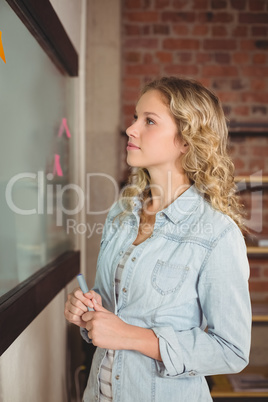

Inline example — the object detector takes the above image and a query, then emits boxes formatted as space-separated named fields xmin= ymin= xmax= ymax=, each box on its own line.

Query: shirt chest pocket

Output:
xmin=151 ymin=260 xmax=190 ymax=296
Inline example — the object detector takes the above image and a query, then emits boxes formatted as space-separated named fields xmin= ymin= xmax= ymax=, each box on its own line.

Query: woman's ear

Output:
xmin=181 ymin=142 xmax=189 ymax=153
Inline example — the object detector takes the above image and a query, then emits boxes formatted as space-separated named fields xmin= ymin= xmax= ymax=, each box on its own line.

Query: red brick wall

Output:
xmin=121 ymin=0 xmax=268 ymax=301
xmin=122 ymin=0 xmax=268 ymax=128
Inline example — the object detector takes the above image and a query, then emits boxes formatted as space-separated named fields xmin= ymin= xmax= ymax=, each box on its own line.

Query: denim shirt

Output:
xmin=82 ymin=185 xmax=251 ymax=402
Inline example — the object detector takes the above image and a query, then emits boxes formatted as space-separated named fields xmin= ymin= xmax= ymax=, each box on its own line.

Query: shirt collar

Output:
xmin=161 ymin=184 xmax=201 ymax=224
xmin=132 ymin=184 xmax=202 ymax=224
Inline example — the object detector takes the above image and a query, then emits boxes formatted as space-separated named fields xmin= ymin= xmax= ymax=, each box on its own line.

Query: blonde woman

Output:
xmin=65 ymin=77 xmax=251 ymax=402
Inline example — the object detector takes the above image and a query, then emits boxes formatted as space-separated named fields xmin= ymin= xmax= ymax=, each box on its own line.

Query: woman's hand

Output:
xmin=82 ymin=300 xmax=130 ymax=349
xmin=82 ymin=300 xmax=161 ymax=360
xmin=64 ymin=288 xmax=102 ymax=328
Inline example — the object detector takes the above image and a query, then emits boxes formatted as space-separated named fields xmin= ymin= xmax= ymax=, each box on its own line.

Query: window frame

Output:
xmin=0 ymin=0 xmax=80 ymax=356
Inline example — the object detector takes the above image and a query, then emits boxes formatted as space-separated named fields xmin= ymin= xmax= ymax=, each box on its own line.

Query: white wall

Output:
xmin=85 ymin=0 xmax=121 ymax=289
xmin=0 ymin=2 xmax=83 ymax=402
xmin=0 ymin=292 xmax=69 ymax=402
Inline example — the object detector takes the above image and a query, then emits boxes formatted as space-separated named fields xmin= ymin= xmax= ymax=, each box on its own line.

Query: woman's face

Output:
xmin=126 ymin=90 xmax=187 ymax=172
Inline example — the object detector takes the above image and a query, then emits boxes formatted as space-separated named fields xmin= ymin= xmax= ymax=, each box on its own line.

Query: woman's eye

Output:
xmin=132 ymin=114 xmax=138 ymax=123
xmin=146 ymin=118 xmax=154 ymax=125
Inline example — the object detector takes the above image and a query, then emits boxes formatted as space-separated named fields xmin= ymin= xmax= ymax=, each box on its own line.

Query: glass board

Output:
xmin=0 ymin=0 xmax=76 ymax=296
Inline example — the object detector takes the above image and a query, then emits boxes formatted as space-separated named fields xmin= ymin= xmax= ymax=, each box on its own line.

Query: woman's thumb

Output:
xmin=92 ymin=298 xmax=106 ymax=312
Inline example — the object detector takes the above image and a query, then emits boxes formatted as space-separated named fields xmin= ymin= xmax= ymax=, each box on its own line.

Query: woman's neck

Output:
xmin=145 ymin=169 xmax=191 ymax=214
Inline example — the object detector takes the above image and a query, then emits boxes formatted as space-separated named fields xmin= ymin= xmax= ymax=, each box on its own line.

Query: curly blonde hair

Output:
xmin=120 ymin=76 xmax=246 ymax=232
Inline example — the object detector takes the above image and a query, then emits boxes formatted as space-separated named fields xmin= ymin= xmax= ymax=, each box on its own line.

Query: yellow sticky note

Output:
xmin=0 ymin=31 xmax=6 ymax=63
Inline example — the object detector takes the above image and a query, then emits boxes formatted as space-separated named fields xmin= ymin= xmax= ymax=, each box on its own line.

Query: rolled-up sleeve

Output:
xmin=152 ymin=224 xmax=251 ymax=378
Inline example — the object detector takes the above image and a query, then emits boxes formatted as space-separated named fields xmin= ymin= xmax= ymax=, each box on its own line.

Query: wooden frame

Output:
xmin=0 ymin=251 xmax=80 ymax=356
xmin=229 ymin=131 xmax=268 ymax=137
xmin=235 ymin=175 xmax=268 ymax=257
xmin=5 ymin=0 xmax=78 ymax=76
xmin=247 ymin=248 xmax=268 ymax=259
xmin=228 ymin=124 xmax=268 ymax=137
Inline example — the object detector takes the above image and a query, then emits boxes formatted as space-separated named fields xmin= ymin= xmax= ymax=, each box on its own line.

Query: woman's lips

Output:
xmin=127 ymin=142 xmax=140 ymax=150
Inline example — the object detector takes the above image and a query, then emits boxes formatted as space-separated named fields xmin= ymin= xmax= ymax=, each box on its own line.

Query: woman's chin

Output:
xmin=126 ymin=156 xmax=141 ymax=168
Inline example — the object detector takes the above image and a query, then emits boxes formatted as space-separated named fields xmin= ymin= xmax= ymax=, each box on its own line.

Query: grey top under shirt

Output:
xmin=99 ymin=244 xmax=136 ymax=401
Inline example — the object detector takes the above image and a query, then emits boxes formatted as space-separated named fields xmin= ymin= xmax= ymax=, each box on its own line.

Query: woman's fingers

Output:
xmin=64 ymin=288 xmax=102 ymax=328
xmin=84 ymin=290 xmax=102 ymax=306
xmin=64 ymin=308 xmax=87 ymax=328
xmin=68 ymin=301 xmax=87 ymax=315
xmin=64 ymin=288 xmax=90 ymax=327
xmin=70 ymin=287 xmax=95 ymax=309
xmin=68 ymin=294 xmax=87 ymax=311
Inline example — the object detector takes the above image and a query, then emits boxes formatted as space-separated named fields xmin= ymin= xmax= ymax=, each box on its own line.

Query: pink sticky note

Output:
xmin=53 ymin=154 xmax=63 ymax=176
xmin=58 ymin=117 xmax=71 ymax=138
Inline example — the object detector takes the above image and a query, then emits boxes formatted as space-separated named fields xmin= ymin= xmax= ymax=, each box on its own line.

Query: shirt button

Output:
xmin=115 ymin=375 xmax=120 ymax=380
xmin=189 ymin=371 xmax=196 ymax=376
xmin=160 ymin=212 xmax=164 ymax=217
xmin=131 ymin=257 xmax=136 ymax=262
xmin=122 ymin=287 xmax=127 ymax=293
xmin=119 ymin=251 xmax=123 ymax=256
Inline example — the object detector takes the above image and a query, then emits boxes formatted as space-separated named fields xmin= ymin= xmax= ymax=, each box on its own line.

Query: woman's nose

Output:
xmin=126 ymin=121 xmax=138 ymax=138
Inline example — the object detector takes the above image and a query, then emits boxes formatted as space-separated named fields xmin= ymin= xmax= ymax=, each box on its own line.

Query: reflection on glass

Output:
xmin=0 ymin=0 xmax=75 ymax=296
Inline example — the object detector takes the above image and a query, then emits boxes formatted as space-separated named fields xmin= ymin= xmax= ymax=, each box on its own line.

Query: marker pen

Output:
xmin=77 ymin=273 xmax=94 ymax=311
